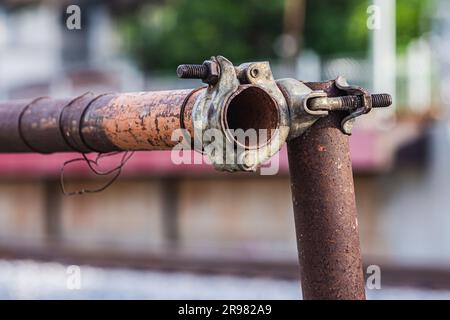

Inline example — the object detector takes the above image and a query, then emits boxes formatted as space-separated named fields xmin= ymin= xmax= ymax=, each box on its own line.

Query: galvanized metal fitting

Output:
xmin=177 ymin=57 xmax=392 ymax=172
xmin=276 ymin=79 xmax=328 ymax=140
xmin=185 ymin=56 xmax=290 ymax=172
xmin=279 ymin=76 xmax=392 ymax=136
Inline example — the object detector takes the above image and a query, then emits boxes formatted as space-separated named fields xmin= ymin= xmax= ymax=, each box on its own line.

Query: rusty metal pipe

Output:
xmin=0 ymin=54 xmax=386 ymax=300
xmin=287 ymin=81 xmax=366 ymax=300
xmin=0 ymin=88 xmax=205 ymax=153
xmin=0 ymin=84 xmax=283 ymax=154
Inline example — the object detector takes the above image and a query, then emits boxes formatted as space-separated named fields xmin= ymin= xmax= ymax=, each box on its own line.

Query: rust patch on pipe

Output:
xmin=60 ymin=92 xmax=97 ymax=153
xmin=79 ymin=94 xmax=118 ymax=153
xmin=21 ymin=97 xmax=75 ymax=153
xmin=0 ymin=100 xmax=36 ymax=152
xmin=92 ymin=89 xmax=204 ymax=150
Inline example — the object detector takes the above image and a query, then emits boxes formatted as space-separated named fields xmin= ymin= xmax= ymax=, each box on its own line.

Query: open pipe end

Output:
xmin=223 ymin=86 xmax=280 ymax=148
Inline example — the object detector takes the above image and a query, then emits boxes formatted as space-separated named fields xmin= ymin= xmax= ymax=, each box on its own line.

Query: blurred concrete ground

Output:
xmin=1 ymin=259 xmax=450 ymax=300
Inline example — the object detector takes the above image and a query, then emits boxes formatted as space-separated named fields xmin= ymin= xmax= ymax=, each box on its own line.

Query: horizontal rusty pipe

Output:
xmin=0 ymin=84 xmax=285 ymax=154
xmin=0 ymin=89 xmax=206 ymax=153
xmin=0 ymin=85 xmax=284 ymax=154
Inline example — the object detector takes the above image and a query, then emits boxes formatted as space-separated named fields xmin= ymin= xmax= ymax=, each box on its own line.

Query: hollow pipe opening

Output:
xmin=223 ymin=86 xmax=279 ymax=149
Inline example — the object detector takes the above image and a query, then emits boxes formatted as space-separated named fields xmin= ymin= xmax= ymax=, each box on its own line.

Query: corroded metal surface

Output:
xmin=21 ymin=97 xmax=75 ymax=153
xmin=60 ymin=92 xmax=97 ymax=153
xmin=84 ymin=89 xmax=200 ymax=151
xmin=0 ymin=88 xmax=203 ymax=153
xmin=0 ymin=99 xmax=35 ymax=152
xmin=181 ymin=87 xmax=205 ymax=141
xmin=287 ymin=80 xmax=366 ymax=300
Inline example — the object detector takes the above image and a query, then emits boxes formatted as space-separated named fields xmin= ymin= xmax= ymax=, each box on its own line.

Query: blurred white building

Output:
xmin=0 ymin=1 xmax=143 ymax=99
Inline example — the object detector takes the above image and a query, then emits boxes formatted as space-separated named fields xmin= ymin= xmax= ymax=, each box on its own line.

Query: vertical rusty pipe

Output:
xmin=287 ymin=82 xmax=366 ymax=300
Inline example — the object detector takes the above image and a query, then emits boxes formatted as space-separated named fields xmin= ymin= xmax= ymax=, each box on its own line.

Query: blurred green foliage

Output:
xmin=119 ymin=0 xmax=284 ymax=74
xmin=119 ymin=0 xmax=435 ymax=73
xmin=304 ymin=0 xmax=369 ymax=56
xmin=305 ymin=0 xmax=434 ymax=56
xmin=396 ymin=0 xmax=434 ymax=52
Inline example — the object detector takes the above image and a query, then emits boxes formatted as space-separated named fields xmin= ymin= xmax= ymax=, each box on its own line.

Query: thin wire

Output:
xmin=60 ymin=151 xmax=135 ymax=196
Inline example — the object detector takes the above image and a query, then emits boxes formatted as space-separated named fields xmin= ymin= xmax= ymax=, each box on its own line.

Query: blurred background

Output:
xmin=0 ymin=0 xmax=449 ymax=299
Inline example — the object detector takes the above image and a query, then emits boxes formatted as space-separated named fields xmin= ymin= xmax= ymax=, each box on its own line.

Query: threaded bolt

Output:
xmin=176 ymin=64 xmax=209 ymax=79
xmin=370 ymin=93 xmax=392 ymax=108
xmin=309 ymin=93 xmax=392 ymax=111
xmin=177 ymin=61 xmax=220 ymax=85
xmin=334 ymin=94 xmax=392 ymax=109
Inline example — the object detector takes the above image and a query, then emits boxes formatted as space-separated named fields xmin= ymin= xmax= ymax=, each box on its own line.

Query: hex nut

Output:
xmin=202 ymin=60 xmax=220 ymax=85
